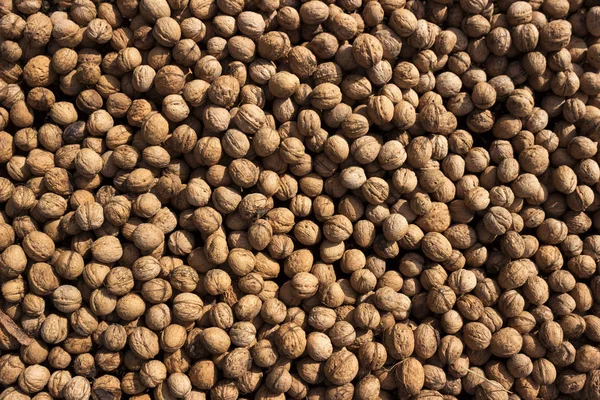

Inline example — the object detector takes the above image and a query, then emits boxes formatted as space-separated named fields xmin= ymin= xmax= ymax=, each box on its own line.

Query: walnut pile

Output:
xmin=0 ymin=0 xmax=600 ymax=399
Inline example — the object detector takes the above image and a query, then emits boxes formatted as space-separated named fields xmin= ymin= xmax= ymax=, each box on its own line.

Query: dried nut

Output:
xmin=0 ymin=1 xmax=595 ymax=399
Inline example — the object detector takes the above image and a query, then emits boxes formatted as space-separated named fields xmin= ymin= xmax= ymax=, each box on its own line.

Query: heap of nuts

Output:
xmin=1 ymin=0 xmax=600 ymax=398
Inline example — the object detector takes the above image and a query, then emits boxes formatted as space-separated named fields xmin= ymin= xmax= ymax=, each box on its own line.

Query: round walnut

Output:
xmin=0 ymin=0 xmax=595 ymax=399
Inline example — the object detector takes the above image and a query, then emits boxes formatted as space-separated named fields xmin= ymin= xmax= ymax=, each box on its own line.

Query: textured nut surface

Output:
xmin=0 ymin=0 xmax=597 ymax=399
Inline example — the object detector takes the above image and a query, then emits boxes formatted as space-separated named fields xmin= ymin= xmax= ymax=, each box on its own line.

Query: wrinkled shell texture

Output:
xmin=0 ymin=0 xmax=600 ymax=399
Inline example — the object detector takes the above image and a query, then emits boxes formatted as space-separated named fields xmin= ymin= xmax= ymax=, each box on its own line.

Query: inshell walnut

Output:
xmin=0 ymin=1 xmax=596 ymax=399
